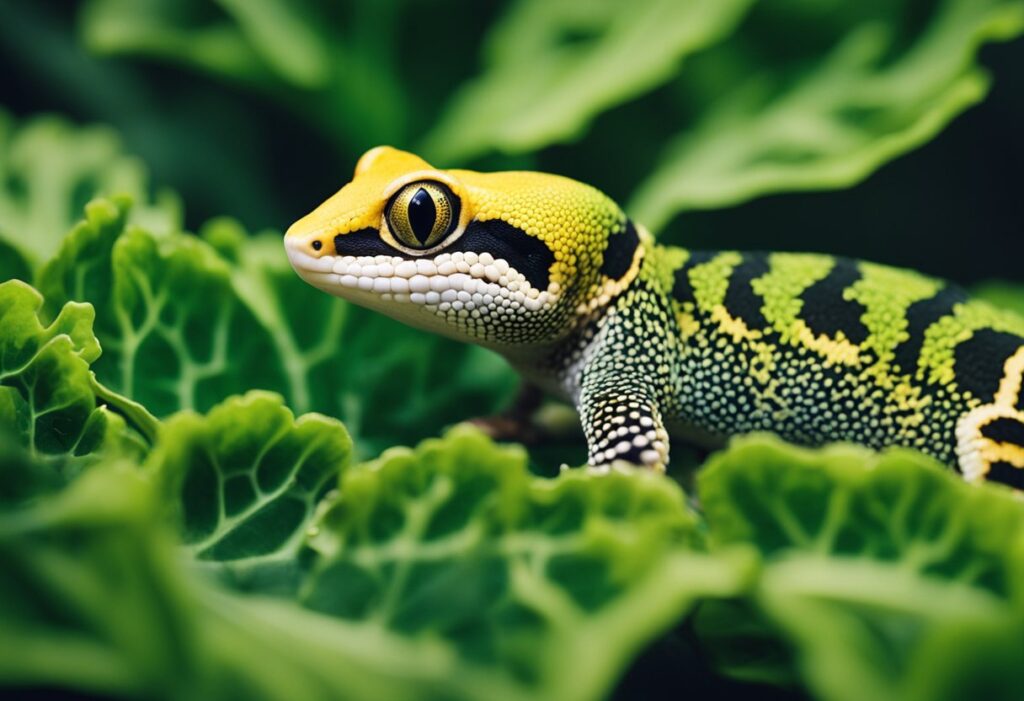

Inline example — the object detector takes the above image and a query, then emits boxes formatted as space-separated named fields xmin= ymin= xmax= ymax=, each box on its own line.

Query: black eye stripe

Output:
xmin=334 ymin=228 xmax=399 ymax=256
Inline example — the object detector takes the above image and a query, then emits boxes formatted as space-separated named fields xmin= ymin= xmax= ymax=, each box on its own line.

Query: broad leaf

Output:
xmin=302 ymin=424 xmax=754 ymax=701
xmin=202 ymin=218 xmax=518 ymax=457
xmin=79 ymin=0 xmax=409 ymax=147
xmin=81 ymin=0 xmax=330 ymax=89
xmin=698 ymin=435 xmax=1024 ymax=701
xmin=39 ymin=200 xmax=516 ymax=456
xmin=148 ymin=391 xmax=351 ymax=594
xmin=0 ymin=109 xmax=180 ymax=268
xmin=421 ymin=0 xmax=754 ymax=162
xmin=630 ymin=0 xmax=1024 ymax=229
xmin=0 ymin=278 xmax=140 ymax=462
xmin=0 ymin=459 xmax=208 ymax=699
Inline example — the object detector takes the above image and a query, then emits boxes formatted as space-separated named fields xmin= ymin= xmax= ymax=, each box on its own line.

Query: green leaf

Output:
xmin=0 ymin=460 xmax=208 ymax=699
xmin=0 ymin=278 xmax=140 ymax=463
xmin=697 ymin=435 xmax=1024 ymax=701
xmin=78 ymin=0 xmax=409 ymax=146
xmin=0 ymin=109 xmax=181 ymax=268
xmin=148 ymin=391 xmax=351 ymax=594
xmin=38 ymin=197 xmax=286 ymax=416
xmin=303 ymin=424 xmax=753 ymax=701
xmin=39 ymin=202 xmax=516 ymax=456
xmin=630 ymin=0 xmax=1024 ymax=229
xmin=81 ymin=0 xmax=330 ymax=88
xmin=421 ymin=0 xmax=754 ymax=162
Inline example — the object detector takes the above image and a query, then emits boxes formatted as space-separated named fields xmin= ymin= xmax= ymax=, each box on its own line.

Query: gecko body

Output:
xmin=285 ymin=147 xmax=1024 ymax=488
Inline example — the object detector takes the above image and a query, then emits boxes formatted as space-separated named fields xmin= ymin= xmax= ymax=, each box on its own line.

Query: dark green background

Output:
xmin=1 ymin=0 xmax=1020 ymax=287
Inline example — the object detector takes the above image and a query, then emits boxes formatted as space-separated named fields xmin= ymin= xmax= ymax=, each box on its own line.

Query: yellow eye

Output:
xmin=385 ymin=181 xmax=459 ymax=249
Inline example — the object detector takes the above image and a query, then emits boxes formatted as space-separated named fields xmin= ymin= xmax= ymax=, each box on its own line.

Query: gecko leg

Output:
xmin=578 ymin=377 xmax=670 ymax=472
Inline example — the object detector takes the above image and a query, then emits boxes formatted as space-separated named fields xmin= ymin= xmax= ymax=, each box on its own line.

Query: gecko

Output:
xmin=285 ymin=146 xmax=1024 ymax=489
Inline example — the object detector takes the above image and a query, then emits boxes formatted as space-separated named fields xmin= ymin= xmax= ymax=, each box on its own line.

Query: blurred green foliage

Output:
xmin=1 ymin=0 xmax=1021 ymax=280
xmin=1 ymin=1 xmax=1024 ymax=700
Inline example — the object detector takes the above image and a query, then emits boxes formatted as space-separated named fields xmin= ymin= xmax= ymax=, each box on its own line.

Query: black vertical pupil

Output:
xmin=407 ymin=188 xmax=437 ymax=244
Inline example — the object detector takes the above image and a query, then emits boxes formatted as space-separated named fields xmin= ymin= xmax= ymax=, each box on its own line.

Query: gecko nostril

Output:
xmin=311 ymin=240 xmax=323 ymax=251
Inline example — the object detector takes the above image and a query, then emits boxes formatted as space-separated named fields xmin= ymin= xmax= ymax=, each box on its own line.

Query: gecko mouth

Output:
xmin=284 ymin=237 xmax=551 ymax=313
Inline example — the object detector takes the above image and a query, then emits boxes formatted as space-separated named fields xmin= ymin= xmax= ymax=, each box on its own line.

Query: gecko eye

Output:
xmin=385 ymin=181 xmax=460 ymax=249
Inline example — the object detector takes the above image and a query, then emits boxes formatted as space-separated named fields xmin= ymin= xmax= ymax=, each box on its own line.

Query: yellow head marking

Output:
xmin=285 ymin=147 xmax=633 ymax=347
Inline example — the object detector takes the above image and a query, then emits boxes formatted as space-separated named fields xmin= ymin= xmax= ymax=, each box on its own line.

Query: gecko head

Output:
xmin=285 ymin=146 xmax=643 ymax=348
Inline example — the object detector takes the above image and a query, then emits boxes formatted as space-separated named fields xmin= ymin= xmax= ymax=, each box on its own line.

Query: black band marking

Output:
xmin=334 ymin=228 xmax=404 ymax=257
xmin=798 ymin=259 xmax=869 ymax=345
xmin=986 ymin=461 xmax=1024 ymax=489
xmin=723 ymin=255 xmax=770 ymax=330
xmin=892 ymin=285 xmax=969 ymax=377
xmin=953 ymin=330 xmax=1023 ymax=402
xmin=599 ymin=221 xmax=639 ymax=280
xmin=671 ymin=251 xmax=716 ymax=305
xmin=448 ymin=219 xmax=555 ymax=290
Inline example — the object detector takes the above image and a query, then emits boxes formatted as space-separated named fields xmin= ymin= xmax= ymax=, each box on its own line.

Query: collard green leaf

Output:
xmin=148 ymin=391 xmax=351 ymax=594
xmin=421 ymin=0 xmax=754 ymax=162
xmin=697 ymin=435 xmax=1024 ymax=701
xmin=630 ymin=0 xmax=1024 ymax=229
xmin=0 ymin=460 xmax=206 ymax=699
xmin=0 ymin=109 xmax=181 ymax=268
xmin=201 ymin=219 xmax=516 ymax=456
xmin=0 ymin=278 xmax=139 ymax=463
xmin=39 ymin=197 xmax=290 ymax=416
xmin=303 ymin=425 xmax=753 ymax=701
xmin=39 ymin=201 xmax=516 ymax=455
xmin=0 ymin=422 xmax=751 ymax=701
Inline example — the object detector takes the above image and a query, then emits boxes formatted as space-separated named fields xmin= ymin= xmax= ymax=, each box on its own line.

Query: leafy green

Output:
xmin=148 ymin=391 xmax=351 ymax=594
xmin=202 ymin=218 xmax=518 ymax=456
xmin=38 ymin=198 xmax=516 ymax=455
xmin=629 ymin=0 xmax=1024 ymax=229
xmin=0 ymin=110 xmax=180 ymax=268
xmin=420 ymin=0 xmax=754 ymax=162
xmin=79 ymin=0 xmax=410 ymax=147
xmin=81 ymin=0 xmax=330 ymax=89
xmin=0 ymin=278 xmax=140 ymax=463
xmin=0 ymin=456 xmax=213 ymax=699
xmin=0 ymin=420 xmax=751 ymax=701
xmin=301 ymin=425 xmax=753 ymax=701
xmin=699 ymin=435 xmax=1024 ymax=701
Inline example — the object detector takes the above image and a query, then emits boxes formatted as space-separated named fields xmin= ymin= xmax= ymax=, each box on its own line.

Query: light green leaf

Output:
xmin=200 ymin=217 xmax=520 ymax=457
xmin=39 ymin=197 xmax=289 ymax=416
xmin=214 ymin=0 xmax=331 ymax=88
xmin=148 ymin=391 xmax=351 ymax=594
xmin=302 ymin=424 xmax=754 ymax=701
xmin=78 ymin=0 xmax=409 ymax=146
xmin=697 ymin=435 xmax=1024 ymax=701
xmin=81 ymin=0 xmax=330 ymax=88
xmin=0 ymin=278 xmax=140 ymax=463
xmin=0 ymin=109 xmax=181 ymax=268
xmin=630 ymin=0 xmax=1024 ymax=229
xmin=421 ymin=0 xmax=754 ymax=162
xmin=39 ymin=200 xmax=516 ymax=456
